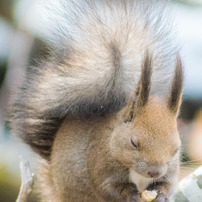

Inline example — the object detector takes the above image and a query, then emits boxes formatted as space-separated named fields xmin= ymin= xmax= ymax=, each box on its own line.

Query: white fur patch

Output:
xmin=129 ymin=169 xmax=154 ymax=192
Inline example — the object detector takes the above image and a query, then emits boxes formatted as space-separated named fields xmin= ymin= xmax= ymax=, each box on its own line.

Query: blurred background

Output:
xmin=0 ymin=0 xmax=202 ymax=201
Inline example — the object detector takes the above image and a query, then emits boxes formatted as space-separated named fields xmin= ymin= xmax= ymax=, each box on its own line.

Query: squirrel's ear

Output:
xmin=167 ymin=55 xmax=184 ymax=116
xmin=124 ymin=52 xmax=152 ymax=122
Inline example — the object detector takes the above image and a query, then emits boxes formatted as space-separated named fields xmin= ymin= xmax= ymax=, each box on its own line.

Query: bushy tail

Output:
xmin=9 ymin=0 xmax=178 ymax=159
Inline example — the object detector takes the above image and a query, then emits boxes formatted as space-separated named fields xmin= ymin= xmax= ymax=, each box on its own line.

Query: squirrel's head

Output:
xmin=110 ymin=53 xmax=183 ymax=179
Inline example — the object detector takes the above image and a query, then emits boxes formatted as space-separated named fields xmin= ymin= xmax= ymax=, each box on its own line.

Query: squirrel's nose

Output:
xmin=147 ymin=170 xmax=161 ymax=178
xmin=147 ymin=166 xmax=166 ymax=178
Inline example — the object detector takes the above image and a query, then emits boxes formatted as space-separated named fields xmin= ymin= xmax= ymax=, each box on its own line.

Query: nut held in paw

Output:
xmin=141 ymin=190 xmax=158 ymax=201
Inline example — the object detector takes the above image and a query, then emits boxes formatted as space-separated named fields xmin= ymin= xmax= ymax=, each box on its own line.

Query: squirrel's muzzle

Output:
xmin=146 ymin=165 xmax=167 ymax=179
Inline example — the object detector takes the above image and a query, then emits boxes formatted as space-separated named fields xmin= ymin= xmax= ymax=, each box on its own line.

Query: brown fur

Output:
xmin=124 ymin=52 xmax=152 ymax=123
xmin=38 ymin=100 xmax=180 ymax=202
xmin=38 ymin=56 xmax=183 ymax=202
xmin=37 ymin=160 xmax=59 ymax=202
xmin=168 ymin=56 xmax=184 ymax=115
xmin=8 ymin=1 xmax=184 ymax=201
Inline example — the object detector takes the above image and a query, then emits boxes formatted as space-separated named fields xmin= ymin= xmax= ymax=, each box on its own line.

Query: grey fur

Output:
xmin=9 ymin=0 xmax=178 ymax=158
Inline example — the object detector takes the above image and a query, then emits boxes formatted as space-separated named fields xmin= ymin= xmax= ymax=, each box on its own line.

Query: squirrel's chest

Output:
xmin=129 ymin=169 xmax=154 ymax=192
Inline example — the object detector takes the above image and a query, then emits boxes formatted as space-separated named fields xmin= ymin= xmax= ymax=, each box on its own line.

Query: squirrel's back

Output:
xmin=9 ymin=0 xmax=178 ymax=158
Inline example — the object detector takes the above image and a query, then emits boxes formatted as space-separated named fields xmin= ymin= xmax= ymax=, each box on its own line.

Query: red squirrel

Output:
xmin=9 ymin=0 xmax=183 ymax=201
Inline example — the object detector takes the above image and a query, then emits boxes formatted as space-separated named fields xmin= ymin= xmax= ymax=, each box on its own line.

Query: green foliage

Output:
xmin=0 ymin=163 xmax=20 ymax=202
xmin=173 ymin=0 xmax=202 ymax=7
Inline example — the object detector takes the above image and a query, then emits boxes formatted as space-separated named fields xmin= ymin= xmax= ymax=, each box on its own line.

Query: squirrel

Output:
xmin=9 ymin=0 xmax=184 ymax=201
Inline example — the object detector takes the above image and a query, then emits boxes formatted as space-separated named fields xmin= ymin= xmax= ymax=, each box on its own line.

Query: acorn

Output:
xmin=141 ymin=190 xmax=158 ymax=202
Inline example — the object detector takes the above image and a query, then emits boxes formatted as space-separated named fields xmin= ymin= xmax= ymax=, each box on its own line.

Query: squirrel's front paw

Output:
xmin=129 ymin=193 xmax=145 ymax=202
xmin=152 ymin=193 xmax=169 ymax=202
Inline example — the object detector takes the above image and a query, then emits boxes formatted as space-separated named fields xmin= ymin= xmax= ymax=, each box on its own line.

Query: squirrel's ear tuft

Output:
xmin=124 ymin=51 xmax=152 ymax=122
xmin=167 ymin=55 xmax=184 ymax=115
xmin=135 ymin=51 xmax=152 ymax=109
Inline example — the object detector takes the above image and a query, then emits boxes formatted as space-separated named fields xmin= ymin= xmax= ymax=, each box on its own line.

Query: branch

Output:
xmin=175 ymin=166 xmax=202 ymax=202
xmin=16 ymin=156 xmax=35 ymax=202
xmin=0 ymin=0 xmax=14 ymax=23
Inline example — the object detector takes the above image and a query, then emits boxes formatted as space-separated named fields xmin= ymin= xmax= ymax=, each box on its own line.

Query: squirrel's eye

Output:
xmin=131 ymin=136 xmax=139 ymax=149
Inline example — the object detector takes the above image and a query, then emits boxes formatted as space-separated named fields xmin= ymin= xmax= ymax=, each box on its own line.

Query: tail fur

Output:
xmin=9 ymin=0 xmax=178 ymax=158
